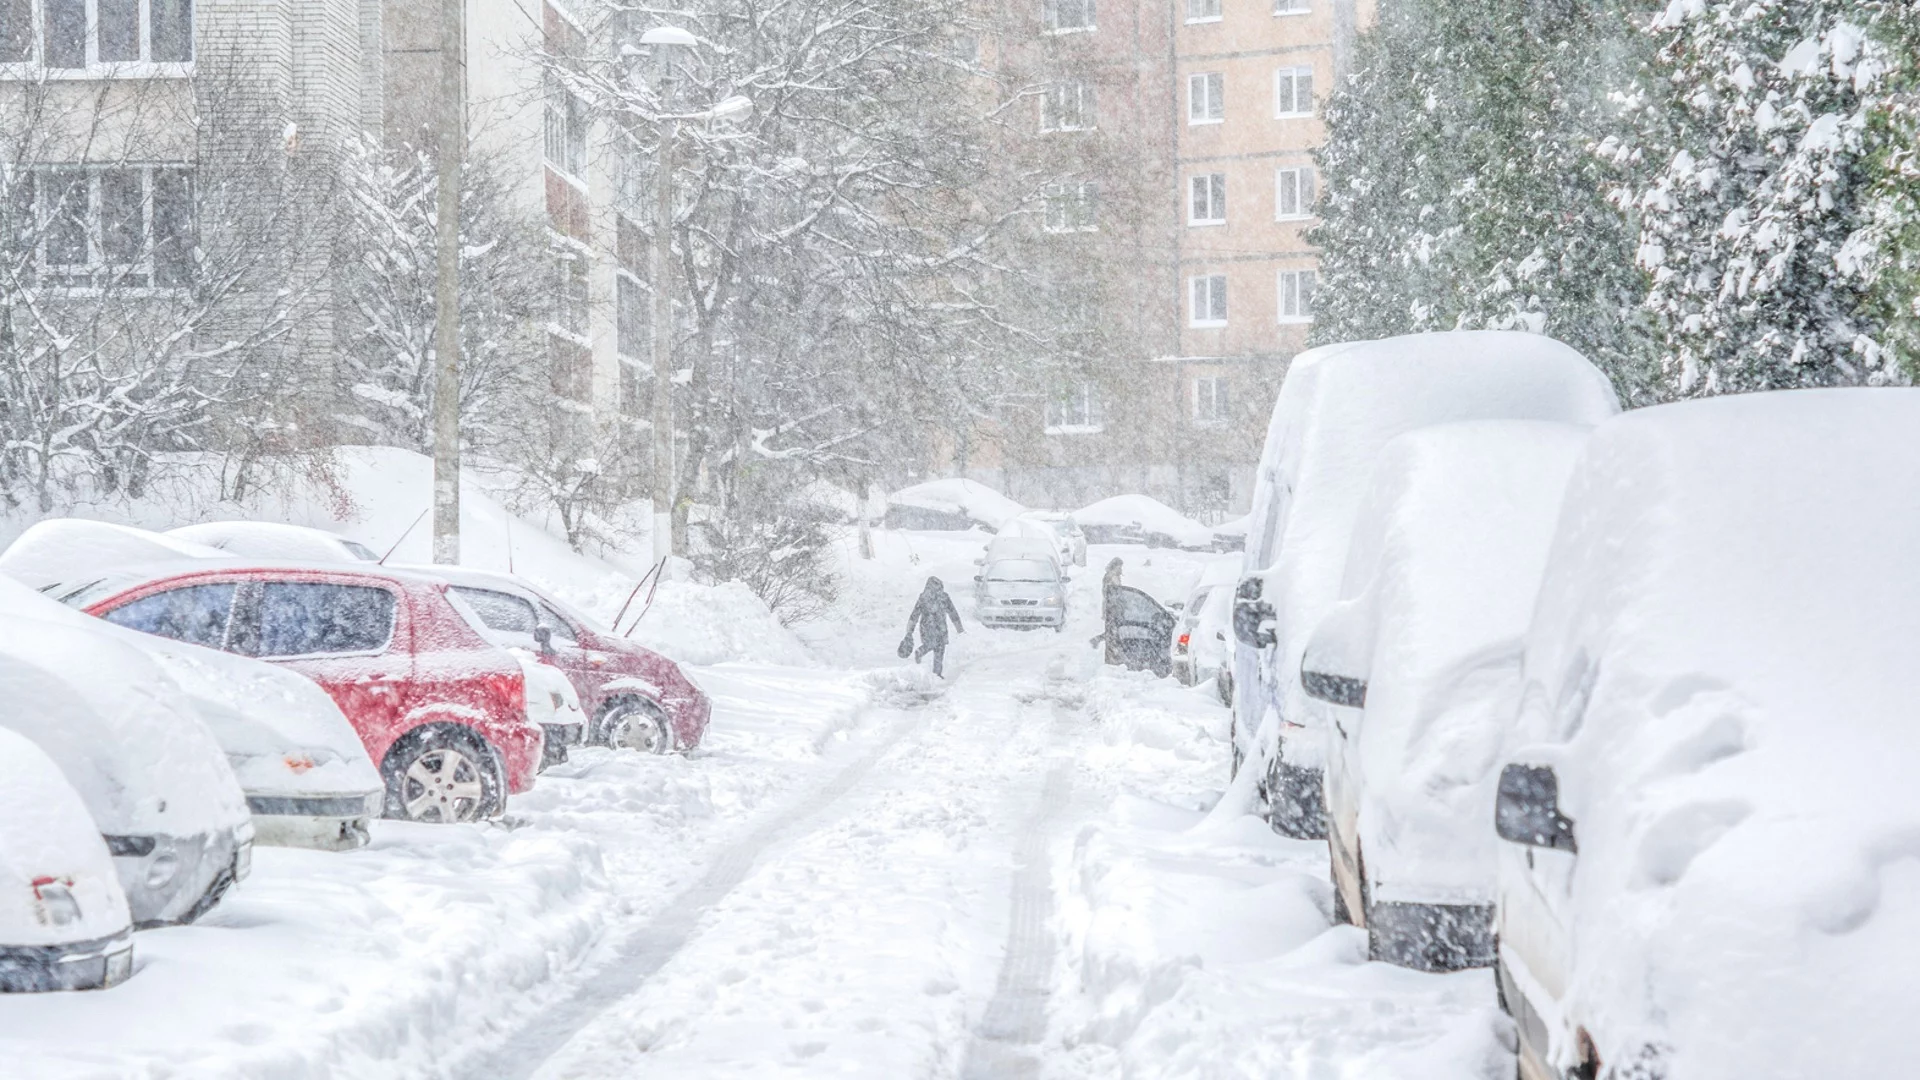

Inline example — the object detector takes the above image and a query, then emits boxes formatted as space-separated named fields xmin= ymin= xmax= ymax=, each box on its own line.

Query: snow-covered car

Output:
xmin=0 ymin=727 xmax=135 ymax=992
xmin=48 ymin=563 xmax=548 ymax=824
xmin=0 ymin=518 xmax=231 ymax=585
xmin=1230 ymin=332 xmax=1620 ymax=839
xmin=1210 ymin=513 xmax=1250 ymax=553
xmin=168 ymin=521 xmax=380 ymax=563
xmin=1299 ymin=421 xmax=1589 ymax=972
xmin=0 ymin=616 xmax=252 ymax=927
xmin=1013 ymin=511 xmax=1088 ymax=566
xmin=973 ymin=538 xmax=1068 ymax=631
xmin=419 ymin=565 xmax=712 ymax=755
xmin=883 ymin=478 xmax=1024 ymax=533
xmin=0 ymin=576 xmax=382 ymax=851
xmin=1075 ymin=494 xmax=1214 ymax=550
xmin=1493 ymin=390 xmax=1920 ymax=1080
xmin=1173 ymin=559 xmax=1238 ymax=699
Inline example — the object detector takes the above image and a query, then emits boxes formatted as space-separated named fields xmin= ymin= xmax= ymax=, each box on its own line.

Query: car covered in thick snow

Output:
xmin=1492 ymin=390 xmax=1920 ymax=1080
xmin=883 ymin=478 xmax=1024 ymax=533
xmin=1075 ymin=494 xmax=1214 ymax=550
xmin=1299 ymin=421 xmax=1589 ymax=972
xmin=1011 ymin=511 xmax=1088 ymax=567
xmin=168 ymin=521 xmax=380 ymax=563
xmin=973 ymin=537 xmax=1068 ymax=631
xmin=47 ymin=562 xmax=549 ymax=824
xmin=422 ymin=566 xmax=708 ymax=755
xmin=0 ymin=576 xmax=383 ymax=851
xmin=0 ymin=616 xmax=253 ymax=927
xmin=1230 ymin=332 xmax=1620 ymax=839
xmin=1173 ymin=558 xmax=1239 ymax=698
xmin=0 ymin=727 xmax=135 ymax=992
xmin=0 ymin=518 xmax=231 ymax=583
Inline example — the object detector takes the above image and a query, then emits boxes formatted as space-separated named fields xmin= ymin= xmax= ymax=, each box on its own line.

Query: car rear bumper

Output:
xmin=539 ymin=721 xmax=584 ymax=770
xmin=246 ymin=792 xmax=381 ymax=851
xmin=108 ymin=825 xmax=252 ymax=928
xmin=0 ymin=927 xmax=134 ymax=992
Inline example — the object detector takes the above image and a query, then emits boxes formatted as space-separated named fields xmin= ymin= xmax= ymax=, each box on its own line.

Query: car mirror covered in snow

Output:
xmin=1494 ymin=763 xmax=1576 ymax=853
xmin=1231 ymin=574 xmax=1275 ymax=649
xmin=1299 ymin=604 xmax=1371 ymax=709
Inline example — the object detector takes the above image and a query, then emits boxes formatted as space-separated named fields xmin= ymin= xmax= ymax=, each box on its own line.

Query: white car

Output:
xmin=169 ymin=521 xmax=379 ymax=563
xmin=0 ymin=727 xmax=135 ymax=992
xmin=1014 ymin=511 xmax=1088 ymax=567
xmin=883 ymin=478 xmax=1025 ymax=532
xmin=1075 ymin=494 xmax=1214 ymax=550
xmin=973 ymin=537 xmax=1068 ymax=630
xmin=1173 ymin=559 xmax=1238 ymax=699
xmin=1230 ymin=332 xmax=1620 ymax=838
xmin=1494 ymin=390 xmax=1920 ymax=1080
xmin=0 ymin=616 xmax=253 ymax=927
xmin=1299 ymin=421 xmax=1589 ymax=972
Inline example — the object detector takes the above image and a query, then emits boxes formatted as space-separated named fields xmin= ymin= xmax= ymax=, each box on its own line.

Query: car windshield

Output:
xmin=985 ymin=560 xmax=1058 ymax=583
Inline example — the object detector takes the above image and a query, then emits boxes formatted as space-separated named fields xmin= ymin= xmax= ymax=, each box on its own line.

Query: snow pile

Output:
xmin=617 ymin=579 xmax=814 ymax=668
xmin=168 ymin=521 xmax=376 ymax=562
xmin=1074 ymin=494 xmax=1214 ymax=550
xmin=1510 ymin=389 xmax=1920 ymax=1077
xmin=883 ymin=478 xmax=1024 ymax=532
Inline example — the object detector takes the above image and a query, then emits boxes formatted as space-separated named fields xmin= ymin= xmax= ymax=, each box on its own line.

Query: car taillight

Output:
xmin=480 ymin=671 xmax=526 ymax=718
xmin=31 ymin=876 xmax=80 ymax=927
xmin=1177 ymin=633 xmax=1191 ymax=651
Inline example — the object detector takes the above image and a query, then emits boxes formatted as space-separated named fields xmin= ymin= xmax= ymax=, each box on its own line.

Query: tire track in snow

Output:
xmin=460 ymin=704 xmax=929 ymax=1080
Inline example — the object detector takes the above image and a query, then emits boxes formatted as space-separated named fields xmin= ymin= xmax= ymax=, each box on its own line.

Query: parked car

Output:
xmin=1014 ymin=511 xmax=1088 ymax=567
xmin=1231 ymin=332 xmax=1620 ymax=839
xmin=0 ymin=616 xmax=252 ymax=927
xmin=0 ymin=518 xmax=230 ymax=585
xmin=170 ymin=521 xmax=379 ymax=563
xmin=973 ymin=538 xmax=1068 ymax=631
xmin=45 ymin=563 xmax=548 ymax=824
xmin=0 ymin=727 xmax=136 ymax=992
xmin=422 ymin=566 xmax=708 ymax=754
xmin=1493 ymin=390 xmax=1920 ymax=1080
xmin=1173 ymin=559 xmax=1238 ymax=699
xmin=1076 ymin=494 xmax=1214 ymax=550
xmin=883 ymin=478 xmax=1024 ymax=533
xmin=0 ymin=575 xmax=382 ymax=851
xmin=1105 ymin=586 xmax=1178 ymax=677
xmin=1299 ymin=421 xmax=1589 ymax=972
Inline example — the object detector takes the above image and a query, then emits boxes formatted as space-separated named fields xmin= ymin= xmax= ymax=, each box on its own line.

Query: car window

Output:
xmin=257 ymin=582 xmax=396 ymax=657
xmin=342 ymin=540 xmax=379 ymax=561
xmin=449 ymin=586 xmax=540 ymax=635
xmin=537 ymin=603 xmax=579 ymax=644
xmin=986 ymin=560 xmax=1059 ymax=582
xmin=101 ymin=583 xmax=237 ymax=649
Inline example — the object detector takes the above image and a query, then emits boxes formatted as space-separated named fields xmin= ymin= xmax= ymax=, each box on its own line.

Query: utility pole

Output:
xmin=431 ymin=0 xmax=465 ymax=564
xmin=648 ymin=41 xmax=682 ymax=564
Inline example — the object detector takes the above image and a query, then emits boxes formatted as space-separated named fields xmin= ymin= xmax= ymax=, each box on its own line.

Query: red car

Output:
xmin=420 ymin=567 xmax=711 ymax=754
xmin=49 ymin=564 xmax=553 ymax=824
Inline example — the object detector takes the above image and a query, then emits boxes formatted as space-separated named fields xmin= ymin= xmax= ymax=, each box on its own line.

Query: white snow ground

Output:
xmin=0 ymin=530 xmax=1512 ymax=1079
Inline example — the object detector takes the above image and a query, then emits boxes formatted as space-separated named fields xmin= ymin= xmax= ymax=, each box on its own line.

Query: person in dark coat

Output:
xmin=903 ymin=576 xmax=964 ymax=677
xmin=1101 ymin=558 xmax=1125 ymax=665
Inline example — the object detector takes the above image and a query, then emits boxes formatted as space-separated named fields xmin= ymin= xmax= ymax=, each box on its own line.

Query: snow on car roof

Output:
xmin=0 ymin=726 xmax=131 ymax=946
xmin=0 ymin=518 xmax=233 ymax=589
xmin=167 ymin=521 xmax=377 ymax=563
xmin=397 ymin=563 xmax=611 ymax=635
xmin=887 ymin=478 xmax=1025 ymax=529
xmin=983 ymin=536 xmax=1060 ymax=562
xmin=1514 ymin=388 xmax=1920 ymax=1076
xmin=1074 ymin=494 xmax=1215 ymax=548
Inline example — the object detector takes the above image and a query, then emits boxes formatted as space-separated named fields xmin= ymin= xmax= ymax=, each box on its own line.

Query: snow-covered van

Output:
xmin=0 ymin=617 xmax=253 ymax=927
xmin=1493 ymin=390 xmax=1920 ymax=1080
xmin=1231 ymin=332 xmax=1619 ymax=838
xmin=1300 ymin=421 xmax=1590 ymax=971
xmin=0 ymin=727 xmax=135 ymax=992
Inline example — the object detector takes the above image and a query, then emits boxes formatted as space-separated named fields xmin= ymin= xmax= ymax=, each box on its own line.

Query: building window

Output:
xmin=1044 ymin=182 xmax=1099 ymax=232
xmin=1275 ymin=166 xmax=1316 ymax=219
xmin=1278 ymin=269 xmax=1316 ymax=323
xmin=1041 ymin=0 xmax=1094 ymax=33
xmin=24 ymin=165 xmax=193 ymax=288
xmin=1188 ymin=72 xmax=1224 ymax=125
xmin=553 ymin=245 xmax=590 ymax=339
xmin=1190 ymin=274 xmax=1227 ymax=327
xmin=1274 ymin=0 xmax=1309 ymax=13
xmin=1275 ymin=66 xmax=1315 ymax=117
xmin=1 ymin=0 xmax=193 ymax=68
xmin=1045 ymin=383 xmax=1103 ymax=434
xmin=1040 ymin=80 xmax=1096 ymax=132
xmin=1193 ymin=375 xmax=1230 ymax=424
xmin=1186 ymin=0 xmax=1221 ymax=23
xmin=544 ymin=80 xmax=590 ymax=179
xmin=1189 ymin=173 xmax=1226 ymax=226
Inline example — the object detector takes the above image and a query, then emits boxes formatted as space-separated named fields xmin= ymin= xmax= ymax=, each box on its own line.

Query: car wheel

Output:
xmin=383 ymin=728 xmax=501 ymax=823
xmin=599 ymin=698 xmax=673 ymax=755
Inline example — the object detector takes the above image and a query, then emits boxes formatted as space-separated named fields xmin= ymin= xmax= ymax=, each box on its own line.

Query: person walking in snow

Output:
xmin=901 ymin=576 xmax=964 ymax=677
xmin=1100 ymin=558 xmax=1125 ymax=665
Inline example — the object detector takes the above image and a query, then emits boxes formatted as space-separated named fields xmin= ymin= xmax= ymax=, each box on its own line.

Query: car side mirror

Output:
xmin=1495 ymin=764 xmax=1578 ymax=853
xmin=1299 ymin=604 xmax=1370 ymax=709
xmin=533 ymin=624 xmax=556 ymax=656
xmin=1231 ymin=576 xmax=1276 ymax=649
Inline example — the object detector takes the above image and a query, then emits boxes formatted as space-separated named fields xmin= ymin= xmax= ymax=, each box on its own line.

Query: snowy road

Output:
xmin=0 ymin=537 xmax=1513 ymax=1079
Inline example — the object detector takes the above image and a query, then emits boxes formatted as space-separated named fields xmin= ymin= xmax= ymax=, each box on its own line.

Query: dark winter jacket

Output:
xmin=907 ymin=577 xmax=964 ymax=645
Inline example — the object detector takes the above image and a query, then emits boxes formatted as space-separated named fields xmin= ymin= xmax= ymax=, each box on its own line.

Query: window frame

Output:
xmin=1043 ymin=181 xmax=1099 ymax=233
xmin=1277 ymin=268 xmax=1316 ymax=324
xmin=0 ymin=0 xmax=195 ymax=77
xmin=1188 ymin=172 xmax=1226 ymax=227
xmin=1274 ymin=165 xmax=1317 ymax=220
xmin=1189 ymin=273 xmax=1228 ymax=328
xmin=1188 ymin=71 xmax=1224 ymax=126
xmin=1192 ymin=374 xmax=1231 ymax=425
xmin=1040 ymin=0 xmax=1095 ymax=34
xmin=1273 ymin=0 xmax=1310 ymax=14
xmin=1040 ymin=79 xmax=1096 ymax=133
xmin=1274 ymin=65 xmax=1315 ymax=118
xmin=24 ymin=164 xmax=194 ymax=292
xmin=1185 ymin=0 xmax=1222 ymax=24
xmin=1044 ymin=382 xmax=1103 ymax=435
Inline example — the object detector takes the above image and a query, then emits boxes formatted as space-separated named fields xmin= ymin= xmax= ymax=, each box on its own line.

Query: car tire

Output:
xmin=382 ymin=727 xmax=503 ymax=823
xmin=597 ymin=697 xmax=674 ymax=755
